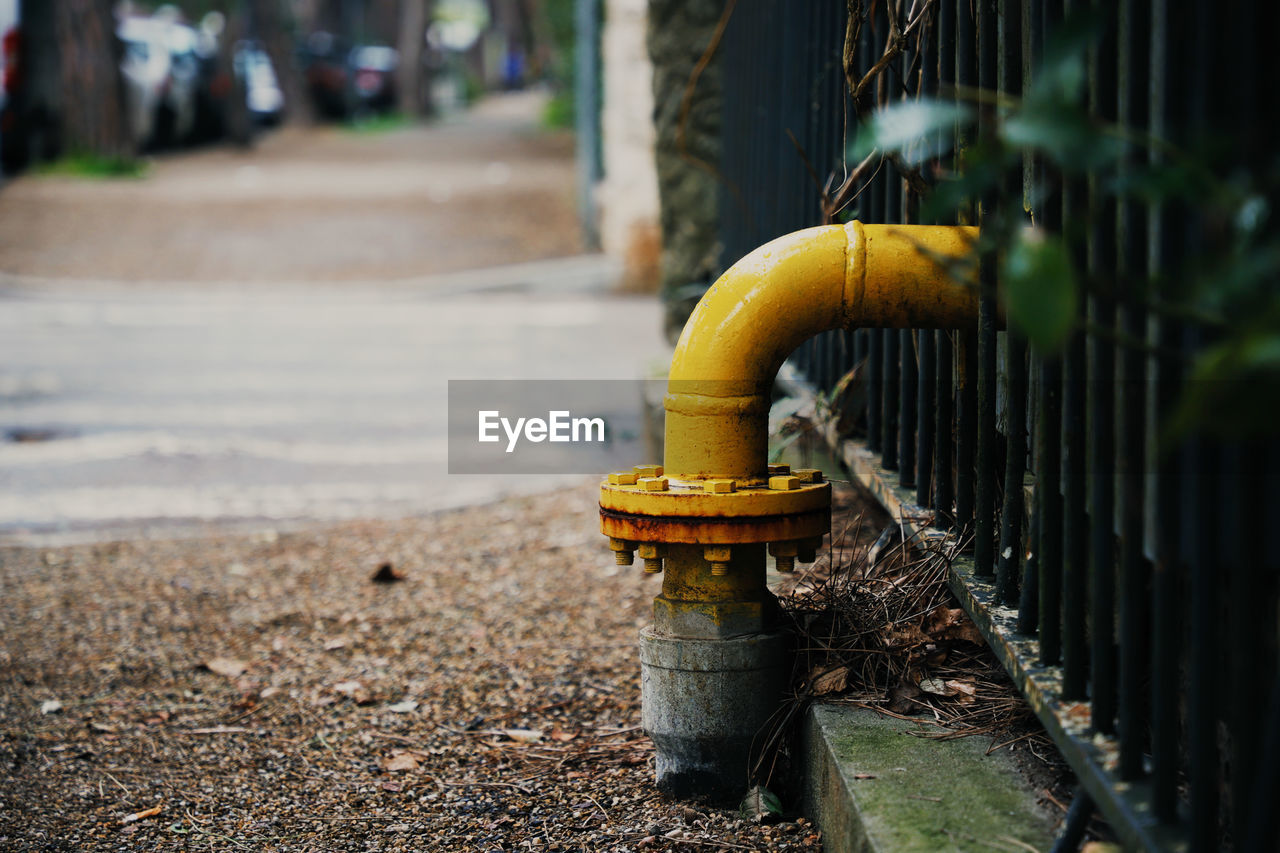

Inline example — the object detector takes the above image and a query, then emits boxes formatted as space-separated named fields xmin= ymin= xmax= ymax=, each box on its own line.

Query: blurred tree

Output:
xmin=247 ymin=0 xmax=307 ymax=123
xmin=44 ymin=0 xmax=130 ymax=159
xmin=396 ymin=0 xmax=434 ymax=116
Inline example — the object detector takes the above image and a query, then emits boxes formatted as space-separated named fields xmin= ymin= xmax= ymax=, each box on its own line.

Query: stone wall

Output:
xmin=599 ymin=0 xmax=661 ymax=292
xmin=647 ymin=0 xmax=724 ymax=342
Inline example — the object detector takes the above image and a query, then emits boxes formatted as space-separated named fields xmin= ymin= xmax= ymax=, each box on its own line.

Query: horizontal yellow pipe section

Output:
xmin=664 ymin=221 xmax=978 ymax=483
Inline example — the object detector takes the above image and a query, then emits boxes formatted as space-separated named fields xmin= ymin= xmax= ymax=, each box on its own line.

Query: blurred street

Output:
xmin=0 ymin=92 xmax=669 ymax=544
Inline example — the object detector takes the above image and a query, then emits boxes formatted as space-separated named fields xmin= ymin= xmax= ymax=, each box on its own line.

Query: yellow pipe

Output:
xmin=664 ymin=221 xmax=978 ymax=483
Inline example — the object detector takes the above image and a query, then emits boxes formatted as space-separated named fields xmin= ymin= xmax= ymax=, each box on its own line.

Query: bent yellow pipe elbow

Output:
xmin=664 ymin=221 xmax=978 ymax=483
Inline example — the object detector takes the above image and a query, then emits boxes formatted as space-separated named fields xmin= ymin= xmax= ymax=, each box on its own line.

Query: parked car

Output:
xmin=302 ymin=30 xmax=352 ymax=120
xmin=190 ymin=15 xmax=232 ymax=142
xmin=303 ymin=33 xmax=399 ymax=121
xmin=0 ymin=0 xmax=19 ymax=171
xmin=349 ymin=45 xmax=398 ymax=115
xmin=117 ymin=17 xmax=171 ymax=149
xmin=234 ymin=41 xmax=283 ymax=127
xmin=159 ymin=23 xmax=201 ymax=144
xmin=1 ymin=0 xmax=59 ymax=174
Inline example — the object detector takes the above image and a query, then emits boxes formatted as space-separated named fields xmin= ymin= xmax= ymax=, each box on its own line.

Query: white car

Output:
xmin=118 ymin=17 xmax=199 ymax=148
xmin=117 ymin=17 xmax=169 ymax=148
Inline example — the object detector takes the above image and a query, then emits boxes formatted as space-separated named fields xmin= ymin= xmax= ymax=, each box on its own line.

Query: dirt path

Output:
xmin=0 ymin=484 xmax=821 ymax=851
xmin=0 ymin=93 xmax=583 ymax=284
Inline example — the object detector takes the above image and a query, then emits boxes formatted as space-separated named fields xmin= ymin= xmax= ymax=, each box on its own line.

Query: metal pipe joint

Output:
xmin=600 ymin=221 xmax=977 ymax=802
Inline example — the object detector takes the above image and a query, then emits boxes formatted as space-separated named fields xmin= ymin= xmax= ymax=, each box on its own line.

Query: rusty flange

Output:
xmin=599 ymin=463 xmax=830 ymax=567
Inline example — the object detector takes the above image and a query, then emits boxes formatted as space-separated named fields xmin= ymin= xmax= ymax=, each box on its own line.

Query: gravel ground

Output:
xmin=0 ymin=481 xmax=823 ymax=851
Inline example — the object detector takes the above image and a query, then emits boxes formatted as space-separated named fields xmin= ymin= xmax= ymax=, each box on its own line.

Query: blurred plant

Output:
xmin=343 ymin=112 xmax=411 ymax=134
xmin=540 ymin=89 xmax=573 ymax=129
xmin=842 ymin=3 xmax=1278 ymax=440
xmin=35 ymin=153 xmax=148 ymax=179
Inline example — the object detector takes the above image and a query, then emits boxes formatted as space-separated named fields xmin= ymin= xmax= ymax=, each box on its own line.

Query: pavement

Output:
xmin=0 ymin=92 xmax=670 ymax=545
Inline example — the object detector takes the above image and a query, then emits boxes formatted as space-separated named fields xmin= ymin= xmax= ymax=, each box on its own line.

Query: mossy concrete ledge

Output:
xmin=803 ymin=704 xmax=1057 ymax=852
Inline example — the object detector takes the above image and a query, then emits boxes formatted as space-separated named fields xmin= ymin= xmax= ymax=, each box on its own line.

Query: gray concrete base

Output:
xmin=804 ymin=704 xmax=1057 ymax=852
xmin=640 ymin=627 xmax=789 ymax=804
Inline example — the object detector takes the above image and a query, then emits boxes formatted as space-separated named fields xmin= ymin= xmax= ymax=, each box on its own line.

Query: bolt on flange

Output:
xmin=768 ymin=541 xmax=798 ymax=572
xmin=768 ymin=474 xmax=800 ymax=491
xmin=798 ymin=535 xmax=824 ymax=564
xmin=637 ymin=543 xmax=665 ymax=573
xmin=638 ymin=476 xmax=669 ymax=492
xmin=703 ymin=545 xmax=732 ymax=576
xmin=609 ymin=537 xmax=636 ymax=566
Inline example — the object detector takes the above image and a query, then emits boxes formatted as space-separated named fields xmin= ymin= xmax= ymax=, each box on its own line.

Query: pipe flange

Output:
xmin=599 ymin=465 xmax=831 ymax=547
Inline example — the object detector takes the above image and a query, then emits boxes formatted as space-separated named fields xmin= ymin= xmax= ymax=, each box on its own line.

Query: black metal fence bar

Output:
xmin=1115 ymin=0 xmax=1149 ymax=785
xmin=916 ymin=330 xmax=934 ymax=506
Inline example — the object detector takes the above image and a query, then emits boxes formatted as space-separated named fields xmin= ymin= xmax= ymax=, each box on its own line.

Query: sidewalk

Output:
xmin=0 ymin=93 xmax=669 ymax=544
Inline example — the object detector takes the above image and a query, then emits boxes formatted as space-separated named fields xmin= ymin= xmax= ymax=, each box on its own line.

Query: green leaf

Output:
xmin=1000 ymin=230 xmax=1078 ymax=351
xmin=1000 ymin=105 xmax=1127 ymax=172
xmin=851 ymin=99 xmax=974 ymax=164
xmin=740 ymin=784 xmax=784 ymax=822
xmin=1026 ymin=8 xmax=1102 ymax=102
xmin=1167 ymin=331 xmax=1280 ymax=440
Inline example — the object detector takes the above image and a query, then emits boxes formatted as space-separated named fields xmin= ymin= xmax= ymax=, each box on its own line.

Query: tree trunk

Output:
xmin=52 ymin=0 xmax=129 ymax=158
xmin=396 ymin=0 xmax=431 ymax=116
xmin=248 ymin=0 xmax=309 ymax=123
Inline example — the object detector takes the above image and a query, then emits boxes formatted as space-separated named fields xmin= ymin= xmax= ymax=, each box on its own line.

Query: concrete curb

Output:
xmin=803 ymin=704 xmax=1057 ymax=852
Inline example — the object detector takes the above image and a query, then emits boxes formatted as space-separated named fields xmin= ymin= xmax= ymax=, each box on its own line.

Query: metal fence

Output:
xmin=712 ymin=1 xmax=1280 ymax=850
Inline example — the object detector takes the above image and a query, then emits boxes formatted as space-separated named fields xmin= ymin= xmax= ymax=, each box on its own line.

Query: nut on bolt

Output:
xmin=798 ymin=535 xmax=824 ymax=564
xmin=703 ymin=479 xmax=736 ymax=494
xmin=609 ymin=538 xmax=636 ymax=566
xmin=768 ymin=463 xmax=791 ymax=475
xmin=769 ymin=542 xmax=799 ymax=573
xmin=793 ymin=468 xmax=824 ymax=484
xmin=637 ymin=543 xmax=665 ymax=573
xmin=768 ymin=474 xmax=800 ymax=491
xmin=633 ymin=464 xmax=664 ymax=478
xmin=703 ymin=545 xmax=732 ymax=576
xmin=639 ymin=476 xmax=669 ymax=492
xmin=607 ymin=471 xmax=639 ymax=486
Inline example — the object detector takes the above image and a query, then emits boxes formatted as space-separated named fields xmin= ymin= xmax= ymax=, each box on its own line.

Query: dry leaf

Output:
xmin=924 ymin=605 xmax=985 ymax=645
xmin=323 ymin=638 xmax=347 ymax=651
xmin=887 ymin=681 xmax=923 ymax=715
xmin=918 ymin=677 xmax=954 ymax=696
xmin=500 ymin=728 xmax=543 ymax=744
xmin=387 ymin=699 xmax=418 ymax=713
xmin=739 ymin=785 xmax=783 ymax=823
xmin=204 ymin=658 xmax=248 ymax=678
xmin=885 ymin=624 xmax=929 ymax=649
xmin=40 ymin=699 xmax=63 ymax=715
xmin=923 ymin=643 xmax=948 ymax=666
xmin=381 ymin=752 xmax=419 ymax=772
xmin=371 ymin=562 xmax=405 ymax=583
xmin=121 ymin=804 xmax=163 ymax=824
xmin=549 ymin=728 xmax=577 ymax=742
xmin=811 ymin=665 xmax=849 ymax=696
xmin=332 ymin=681 xmax=371 ymax=704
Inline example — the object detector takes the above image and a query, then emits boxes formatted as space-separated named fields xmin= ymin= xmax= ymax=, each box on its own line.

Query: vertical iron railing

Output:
xmin=712 ymin=1 xmax=1280 ymax=850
